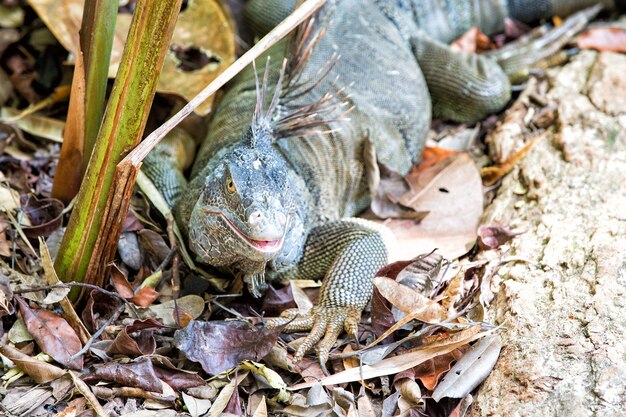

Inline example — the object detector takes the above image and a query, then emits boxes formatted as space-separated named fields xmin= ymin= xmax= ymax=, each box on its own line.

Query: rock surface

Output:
xmin=473 ymin=51 xmax=626 ymax=417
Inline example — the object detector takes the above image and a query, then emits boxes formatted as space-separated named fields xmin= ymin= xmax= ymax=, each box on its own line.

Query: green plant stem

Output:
xmin=54 ymin=0 xmax=183 ymax=299
xmin=80 ymin=0 xmax=118 ymax=174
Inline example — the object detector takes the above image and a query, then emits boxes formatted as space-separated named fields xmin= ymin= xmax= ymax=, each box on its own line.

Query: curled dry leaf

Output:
xmin=261 ymin=284 xmax=297 ymax=317
xmin=107 ymin=319 xmax=169 ymax=357
xmin=0 ymin=343 xmax=66 ymax=383
xmin=432 ymin=335 xmax=502 ymax=402
xmin=88 ymin=358 xmax=162 ymax=392
xmin=240 ymin=361 xmax=290 ymax=403
xmin=15 ymin=296 xmax=83 ymax=370
xmin=477 ymin=224 xmax=525 ymax=250
xmin=110 ymin=265 xmax=160 ymax=307
xmin=174 ymin=321 xmax=281 ymax=375
xmin=19 ymin=195 xmax=64 ymax=240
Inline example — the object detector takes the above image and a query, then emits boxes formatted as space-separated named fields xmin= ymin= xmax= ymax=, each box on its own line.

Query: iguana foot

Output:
xmin=267 ymin=305 xmax=361 ymax=364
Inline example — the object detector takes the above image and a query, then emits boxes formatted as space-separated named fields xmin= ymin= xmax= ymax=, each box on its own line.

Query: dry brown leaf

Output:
xmin=357 ymin=392 xmax=376 ymax=417
xmin=373 ymin=277 xmax=447 ymax=321
xmin=292 ymin=327 xmax=488 ymax=389
xmin=15 ymin=296 xmax=83 ymax=370
xmin=251 ymin=396 xmax=268 ymax=417
xmin=398 ymin=348 xmax=466 ymax=390
xmin=577 ymin=27 xmax=626 ymax=52
xmin=374 ymin=152 xmax=483 ymax=261
xmin=0 ymin=343 xmax=66 ymax=383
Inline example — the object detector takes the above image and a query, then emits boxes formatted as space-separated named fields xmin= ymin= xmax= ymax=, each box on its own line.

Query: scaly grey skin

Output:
xmin=144 ymin=0 xmax=621 ymax=364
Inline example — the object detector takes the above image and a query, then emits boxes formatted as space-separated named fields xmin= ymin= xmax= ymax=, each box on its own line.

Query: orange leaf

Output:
xmin=450 ymin=27 xmax=492 ymax=54
xmin=577 ymin=28 xmax=626 ymax=53
xmin=415 ymin=147 xmax=457 ymax=174
xmin=131 ymin=286 xmax=160 ymax=307
xmin=411 ymin=348 xmax=466 ymax=390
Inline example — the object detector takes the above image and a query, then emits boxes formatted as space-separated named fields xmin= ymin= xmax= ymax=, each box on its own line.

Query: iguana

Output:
xmin=143 ymin=0 xmax=621 ymax=364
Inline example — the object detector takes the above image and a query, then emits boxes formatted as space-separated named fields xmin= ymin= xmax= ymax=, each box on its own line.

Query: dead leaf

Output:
xmin=183 ymin=391 xmax=212 ymax=417
xmin=82 ymin=289 xmax=121 ymax=333
xmin=504 ymin=18 xmax=531 ymax=40
xmin=373 ymin=277 xmax=447 ymax=322
xmin=107 ymin=319 xmax=168 ymax=357
xmin=283 ymin=383 xmax=334 ymax=416
xmin=15 ymin=296 xmax=83 ymax=370
xmin=138 ymin=229 xmax=171 ymax=270
xmin=158 ymin=0 xmax=235 ymax=114
xmin=1 ymin=108 xmax=65 ymax=143
xmin=395 ymin=348 xmax=466 ymax=390
xmin=396 ymin=378 xmax=424 ymax=413
xmin=294 ymin=327 xmax=489 ymax=389
xmin=477 ymin=225 xmax=524 ymax=250
xmin=577 ymin=27 xmax=626 ymax=52
xmin=137 ymin=294 xmax=204 ymax=326
xmin=110 ymin=264 xmax=135 ymax=299
xmin=0 ymin=343 xmax=66 ymax=383
xmin=19 ymin=195 xmax=64 ymax=240
xmin=110 ymin=264 xmax=160 ymax=307
xmin=371 ymin=163 xmax=426 ymax=220
xmin=132 ymin=286 xmax=160 ymax=307
xmin=0 ymin=181 xmax=20 ymax=213
xmin=174 ymin=320 xmax=281 ymax=375
xmin=252 ymin=396 xmax=267 ymax=417
xmin=373 ymin=153 xmax=483 ymax=262
xmin=450 ymin=27 xmax=492 ymax=54
xmin=261 ymin=284 xmax=296 ymax=317
xmin=357 ymin=391 xmax=376 ymax=417
xmin=152 ymin=364 xmax=205 ymax=390
xmin=88 ymin=358 xmax=162 ymax=392
xmin=207 ymin=371 xmax=248 ymax=417
xmin=68 ymin=370 xmax=108 ymax=417
xmin=432 ymin=335 xmax=502 ymax=402
xmin=371 ymin=285 xmax=396 ymax=339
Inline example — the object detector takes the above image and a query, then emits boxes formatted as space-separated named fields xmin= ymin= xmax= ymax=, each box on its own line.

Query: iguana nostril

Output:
xmin=248 ymin=211 xmax=263 ymax=225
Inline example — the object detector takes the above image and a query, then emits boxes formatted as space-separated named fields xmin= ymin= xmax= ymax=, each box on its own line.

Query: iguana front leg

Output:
xmin=268 ymin=219 xmax=391 ymax=364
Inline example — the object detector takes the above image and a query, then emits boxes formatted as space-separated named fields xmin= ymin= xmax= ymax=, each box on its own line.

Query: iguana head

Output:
xmin=187 ymin=123 xmax=298 ymax=289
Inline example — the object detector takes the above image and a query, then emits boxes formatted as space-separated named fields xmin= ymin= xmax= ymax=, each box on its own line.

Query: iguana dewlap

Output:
xmin=143 ymin=0 xmax=619 ymax=364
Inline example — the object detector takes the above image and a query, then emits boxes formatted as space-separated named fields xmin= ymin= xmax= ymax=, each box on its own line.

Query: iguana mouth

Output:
xmin=204 ymin=208 xmax=284 ymax=253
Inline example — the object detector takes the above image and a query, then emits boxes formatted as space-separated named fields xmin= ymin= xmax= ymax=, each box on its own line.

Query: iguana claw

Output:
xmin=267 ymin=305 xmax=361 ymax=364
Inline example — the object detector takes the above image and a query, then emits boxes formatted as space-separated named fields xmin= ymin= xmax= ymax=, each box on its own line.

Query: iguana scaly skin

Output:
xmin=143 ymin=0 xmax=621 ymax=364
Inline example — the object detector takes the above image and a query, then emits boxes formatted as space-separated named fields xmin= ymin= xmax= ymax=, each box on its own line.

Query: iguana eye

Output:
xmin=226 ymin=177 xmax=236 ymax=194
